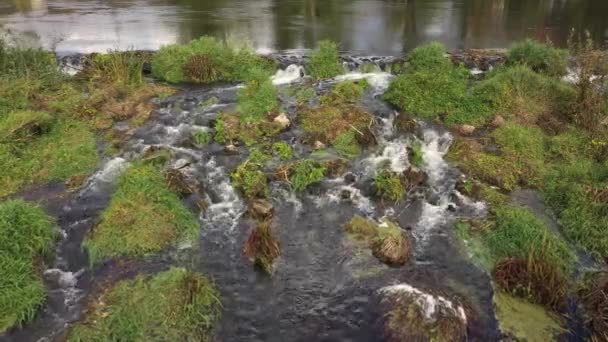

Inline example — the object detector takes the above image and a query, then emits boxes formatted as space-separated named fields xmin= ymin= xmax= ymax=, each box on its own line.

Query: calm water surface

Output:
xmin=0 ymin=0 xmax=607 ymax=55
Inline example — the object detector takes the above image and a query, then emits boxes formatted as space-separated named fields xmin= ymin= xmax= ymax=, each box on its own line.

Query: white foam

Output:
xmin=334 ymin=72 xmax=395 ymax=93
xmin=271 ymin=64 xmax=304 ymax=85
xmin=317 ymin=185 xmax=375 ymax=215
xmin=380 ymin=283 xmax=467 ymax=322
xmin=201 ymin=157 xmax=245 ymax=232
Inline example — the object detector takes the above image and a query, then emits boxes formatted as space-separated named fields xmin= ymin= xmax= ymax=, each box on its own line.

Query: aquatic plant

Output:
xmin=231 ymin=161 xmax=268 ymax=199
xmin=243 ymin=220 xmax=281 ymax=274
xmin=237 ymin=67 xmax=278 ymax=122
xmin=0 ymin=200 xmax=55 ymax=333
xmin=68 ymin=268 xmax=221 ymax=341
xmin=307 ymin=40 xmax=344 ymax=80
xmin=373 ymin=170 xmax=405 ymax=202
xmin=289 ymin=159 xmax=326 ymax=192
xmin=506 ymin=39 xmax=568 ymax=77
xmin=151 ymin=36 xmax=275 ymax=84
xmin=84 ymin=164 xmax=200 ymax=264
xmin=271 ymin=142 xmax=293 ymax=160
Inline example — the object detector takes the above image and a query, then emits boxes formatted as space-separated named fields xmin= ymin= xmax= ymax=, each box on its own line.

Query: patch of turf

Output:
xmin=0 ymin=200 xmax=55 ymax=333
xmin=506 ymin=39 xmax=568 ymax=77
xmin=271 ymin=142 xmax=293 ymax=160
xmin=231 ymin=160 xmax=268 ymax=200
xmin=84 ymin=164 xmax=200 ymax=264
xmin=237 ymin=67 xmax=278 ymax=122
xmin=332 ymin=131 xmax=362 ymax=159
xmin=289 ymin=159 xmax=326 ymax=192
xmin=373 ymin=170 xmax=405 ymax=202
xmin=320 ymin=80 xmax=369 ymax=106
xmin=68 ymin=267 xmax=221 ymax=341
xmin=307 ymin=40 xmax=344 ymax=80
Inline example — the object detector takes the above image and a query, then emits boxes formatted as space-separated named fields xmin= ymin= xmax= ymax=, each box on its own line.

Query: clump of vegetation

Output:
xmin=307 ymin=40 xmax=344 ymax=80
xmin=578 ymin=269 xmax=608 ymax=341
xmin=68 ymin=268 xmax=221 ymax=341
xmin=84 ymin=164 xmax=200 ymax=264
xmin=332 ymin=131 xmax=362 ymax=159
xmin=0 ymin=200 xmax=55 ymax=333
xmin=243 ymin=220 xmax=280 ymax=274
xmin=408 ymin=142 xmax=424 ymax=168
xmin=0 ymin=114 xmax=98 ymax=197
xmin=213 ymin=112 xmax=283 ymax=146
xmin=231 ymin=160 xmax=268 ymax=199
xmin=192 ymin=129 xmax=212 ymax=145
xmin=152 ymin=36 xmax=275 ymax=83
xmin=344 ymin=216 xmax=409 ymax=265
xmin=380 ymin=284 xmax=467 ymax=341
xmin=289 ymin=84 xmax=316 ymax=105
xmin=289 ymin=159 xmax=326 ymax=192
xmin=373 ymin=170 xmax=405 ymax=202
xmin=271 ymin=142 xmax=293 ymax=160
xmin=82 ymin=51 xmax=145 ymax=87
xmin=494 ymin=291 xmax=566 ymax=341
xmin=320 ymin=80 xmax=369 ymax=106
xmin=506 ymin=39 xmax=568 ymax=77
xmin=237 ymin=67 xmax=278 ymax=122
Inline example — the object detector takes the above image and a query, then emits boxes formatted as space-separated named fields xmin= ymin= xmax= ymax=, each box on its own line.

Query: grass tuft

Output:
xmin=289 ymin=160 xmax=326 ymax=192
xmin=243 ymin=220 xmax=280 ymax=274
xmin=307 ymin=40 xmax=344 ymax=80
xmin=506 ymin=39 xmax=568 ymax=77
xmin=373 ymin=170 xmax=405 ymax=202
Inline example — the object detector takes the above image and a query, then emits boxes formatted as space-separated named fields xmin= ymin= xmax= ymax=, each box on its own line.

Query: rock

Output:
xmin=273 ymin=113 xmax=290 ymax=129
xmin=225 ymin=144 xmax=239 ymax=154
xmin=313 ymin=141 xmax=326 ymax=150
xmin=379 ymin=283 xmax=467 ymax=342
xmin=343 ymin=173 xmax=357 ymax=184
xmin=340 ymin=189 xmax=352 ymax=200
xmin=164 ymin=169 xmax=194 ymax=196
xmin=456 ymin=124 xmax=476 ymax=136
xmin=248 ymin=198 xmax=274 ymax=219
xmin=491 ymin=115 xmax=506 ymax=128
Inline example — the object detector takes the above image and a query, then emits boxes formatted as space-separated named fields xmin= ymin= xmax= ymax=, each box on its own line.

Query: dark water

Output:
xmin=0 ymin=0 xmax=607 ymax=54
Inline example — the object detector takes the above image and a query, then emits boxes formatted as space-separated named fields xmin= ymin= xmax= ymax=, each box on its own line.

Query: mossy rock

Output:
xmin=344 ymin=216 xmax=410 ymax=266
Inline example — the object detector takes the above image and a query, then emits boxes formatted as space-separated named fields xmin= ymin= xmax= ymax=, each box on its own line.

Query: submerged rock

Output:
xmin=379 ymin=284 xmax=468 ymax=342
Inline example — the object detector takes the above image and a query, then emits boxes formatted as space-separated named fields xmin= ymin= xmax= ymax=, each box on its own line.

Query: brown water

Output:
xmin=0 ymin=0 xmax=607 ymax=55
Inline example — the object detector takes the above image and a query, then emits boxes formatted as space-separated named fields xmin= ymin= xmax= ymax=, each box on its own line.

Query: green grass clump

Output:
xmin=344 ymin=216 xmax=410 ymax=265
xmin=332 ymin=131 xmax=362 ymax=159
xmin=213 ymin=113 xmax=282 ymax=146
xmin=84 ymin=51 xmax=144 ymax=87
xmin=68 ymin=267 xmax=221 ymax=341
xmin=506 ymin=39 xmax=568 ymax=77
xmin=84 ymin=164 xmax=199 ymax=264
xmin=0 ymin=200 xmax=55 ymax=333
xmin=321 ymin=80 xmax=369 ymax=106
xmin=271 ymin=142 xmax=293 ymax=160
xmin=152 ymin=36 xmax=275 ymax=84
xmin=0 ymin=40 xmax=59 ymax=80
xmin=237 ymin=68 xmax=278 ymax=122
xmin=290 ymin=160 xmax=326 ymax=192
xmin=231 ymin=160 xmax=268 ymax=199
xmin=307 ymin=40 xmax=344 ymax=80
xmin=0 ymin=116 xmax=99 ymax=197
xmin=409 ymin=142 xmax=424 ymax=168
xmin=373 ymin=170 xmax=405 ymax=202
xmin=192 ymin=129 xmax=212 ymax=145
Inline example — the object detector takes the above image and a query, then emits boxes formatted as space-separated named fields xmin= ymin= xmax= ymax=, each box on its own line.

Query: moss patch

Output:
xmin=494 ymin=291 xmax=565 ymax=341
xmin=68 ymin=268 xmax=221 ymax=341
xmin=373 ymin=170 xmax=405 ymax=202
xmin=506 ymin=39 xmax=568 ymax=77
xmin=344 ymin=216 xmax=409 ymax=265
xmin=0 ymin=200 xmax=55 ymax=333
xmin=84 ymin=164 xmax=200 ymax=264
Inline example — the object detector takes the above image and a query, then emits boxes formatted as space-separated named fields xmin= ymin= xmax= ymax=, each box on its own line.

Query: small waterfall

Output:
xmin=271 ymin=64 xmax=305 ymax=85
xmin=201 ymin=157 xmax=245 ymax=233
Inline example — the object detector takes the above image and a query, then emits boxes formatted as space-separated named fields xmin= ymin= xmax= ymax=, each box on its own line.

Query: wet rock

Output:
xmin=402 ymin=167 xmax=427 ymax=190
xmin=340 ymin=189 xmax=352 ymax=200
xmin=164 ymin=169 xmax=194 ymax=196
xmin=225 ymin=144 xmax=239 ymax=154
xmin=449 ymin=49 xmax=506 ymax=71
xmin=248 ymin=198 xmax=274 ymax=219
xmin=313 ymin=141 xmax=326 ymax=150
xmin=379 ymin=284 xmax=467 ymax=342
xmin=273 ymin=113 xmax=290 ymax=129
xmin=447 ymin=204 xmax=457 ymax=212
xmin=343 ymin=173 xmax=357 ymax=184
xmin=142 ymin=146 xmax=171 ymax=167
xmin=455 ymin=179 xmax=482 ymax=200
xmin=456 ymin=124 xmax=476 ymax=136
xmin=491 ymin=115 xmax=506 ymax=128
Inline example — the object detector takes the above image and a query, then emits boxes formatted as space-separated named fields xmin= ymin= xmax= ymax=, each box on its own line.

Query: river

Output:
xmin=1 ymin=0 xmax=607 ymax=55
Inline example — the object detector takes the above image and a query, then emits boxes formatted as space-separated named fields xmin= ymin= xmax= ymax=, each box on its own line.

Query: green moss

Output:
xmin=237 ymin=67 xmax=278 ymax=122
xmin=299 ymin=105 xmax=374 ymax=147
xmin=409 ymin=142 xmax=424 ymax=168
xmin=455 ymin=221 xmax=494 ymax=271
xmin=0 ymin=200 xmax=55 ymax=333
xmin=290 ymin=160 xmax=326 ymax=192
xmin=192 ymin=130 xmax=212 ymax=145
xmin=290 ymin=85 xmax=316 ymax=105
xmin=320 ymin=80 xmax=369 ymax=106
xmin=507 ymin=39 xmax=568 ymax=77
xmin=271 ymin=142 xmax=293 ymax=160
xmin=0 ymin=117 xmax=99 ymax=197
xmin=213 ymin=113 xmax=282 ymax=147
xmin=494 ymin=292 xmax=565 ymax=341
xmin=231 ymin=161 xmax=268 ymax=199
xmin=84 ymin=164 xmax=200 ymax=264
xmin=151 ymin=36 xmax=275 ymax=84
xmin=332 ymin=131 xmax=362 ymax=159
xmin=68 ymin=268 xmax=221 ymax=341
xmin=373 ymin=170 xmax=405 ymax=202
xmin=307 ymin=40 xmax=344 ymax=80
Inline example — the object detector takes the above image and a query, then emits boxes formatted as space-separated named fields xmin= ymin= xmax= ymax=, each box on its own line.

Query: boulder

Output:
xmin=491 ymin=115 xmax=506 ymax=128
xmin=456 ymin=124 xmax=476 ymax=136
xmin=273 ymin=113 xmax=291 ymax=129
xmin=248 ymin=198 xmax=274 ymax=219
xmin=313 ymin=140 xmax=326 ymax=150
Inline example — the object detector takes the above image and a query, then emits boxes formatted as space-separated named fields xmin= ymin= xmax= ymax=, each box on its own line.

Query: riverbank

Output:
xmin=0 ymin=36 xmax=606 ymax=341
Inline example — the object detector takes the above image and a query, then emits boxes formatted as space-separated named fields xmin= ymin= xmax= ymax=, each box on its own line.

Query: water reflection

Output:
xmin=0 ymin=0 xmax=606 ymax=54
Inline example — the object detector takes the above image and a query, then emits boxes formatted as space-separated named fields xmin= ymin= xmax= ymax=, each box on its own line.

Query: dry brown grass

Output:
xmin=299 ymin=105 xmax=376 ymax=145
xmin=579 ymin=270 xmax=608 ymax=342
xmin=183 ymin=55 xmax=218 ymax=83
xmin=243 ymin=220 xmax=280 ymax=274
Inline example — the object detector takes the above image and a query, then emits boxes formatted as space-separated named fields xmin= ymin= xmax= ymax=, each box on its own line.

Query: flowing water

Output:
xmin=1 ymin=58 xmax=509 ymax=341
xmin=1 ymin=0 xmax=607 ymax=54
